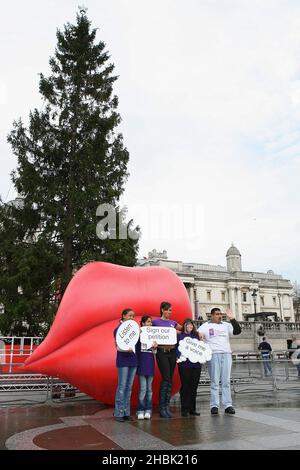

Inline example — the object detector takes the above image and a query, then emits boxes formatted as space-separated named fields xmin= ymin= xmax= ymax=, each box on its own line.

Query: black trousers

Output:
xmin=178 ymin=365 xmax=201 ymax=413
xmin=156 ymin=349 xmax=177 ymax=383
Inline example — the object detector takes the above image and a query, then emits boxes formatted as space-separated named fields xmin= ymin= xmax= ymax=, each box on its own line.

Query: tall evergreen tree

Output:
xmin=1 ymin=9 xmax=139 ymax=335
xmin=0 ymin=199 xmax=61 ymax=335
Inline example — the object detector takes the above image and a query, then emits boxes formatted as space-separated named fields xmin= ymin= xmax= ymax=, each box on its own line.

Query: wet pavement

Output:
xmin=1 ymin=386 xmax=300 ymax=450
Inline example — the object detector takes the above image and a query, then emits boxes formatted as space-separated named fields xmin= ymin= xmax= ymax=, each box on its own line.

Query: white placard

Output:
xmin=178 ymin=337 xmax=212 ymax=364
xmin=116 ymin=320 xmax=140 ymax=352
xmin=140 ymin=326 xmax=177 ymax=349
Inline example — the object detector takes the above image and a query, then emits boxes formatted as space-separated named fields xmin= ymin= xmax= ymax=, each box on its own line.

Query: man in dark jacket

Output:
xmin=258 ymin=337 xmax=272 ymax=377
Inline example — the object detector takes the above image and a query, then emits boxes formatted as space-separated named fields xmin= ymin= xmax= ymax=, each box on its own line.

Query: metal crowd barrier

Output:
xmin=1 ymin=337 xmax=299 ymax=404
xmin=194 ymin=350 xmax=300 ymax=396
xmin=0 ymin=336 xmax=43 ymax=373
xmin=0 ymin=336 xmax=87 ymax=405
xmin=230 ymin=350 xmax=300 ymax=393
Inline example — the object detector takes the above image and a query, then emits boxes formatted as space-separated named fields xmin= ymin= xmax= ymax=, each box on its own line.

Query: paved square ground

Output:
xmin=1 ymin=387 xmax=300 ymax=450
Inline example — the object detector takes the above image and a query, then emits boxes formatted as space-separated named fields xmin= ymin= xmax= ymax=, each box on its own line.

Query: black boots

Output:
xmin=165 ymin=382 xmax=172 ymax=418
xmin=189 ymin=410 xmax=200 ymax=416
xmin=159 ymin=381 xmax=172 ymax=418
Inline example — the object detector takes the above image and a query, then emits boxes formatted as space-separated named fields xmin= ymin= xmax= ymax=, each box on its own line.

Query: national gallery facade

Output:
xmin=138 ymin=245 xmax=295 ymax=322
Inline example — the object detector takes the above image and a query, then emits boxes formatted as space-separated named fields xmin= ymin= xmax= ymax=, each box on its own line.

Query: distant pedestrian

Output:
xmin=258 ymin=337 xmax=272 ymax=377
xmin=257 ymin=324 xmax=265 ymax=337
xmin=290 ymin=336 xmax=300 ymax=377
xmin=290 ymin=336 xmax=300 ymax=352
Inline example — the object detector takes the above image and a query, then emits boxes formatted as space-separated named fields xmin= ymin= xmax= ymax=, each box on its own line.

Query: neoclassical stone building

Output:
xmin=138 ymin=245 xmax=295 ymax=322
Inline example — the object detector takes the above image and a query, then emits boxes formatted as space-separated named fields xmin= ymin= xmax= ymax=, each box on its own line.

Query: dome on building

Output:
xmin=226 ymin=244 xmax=241 ymax=257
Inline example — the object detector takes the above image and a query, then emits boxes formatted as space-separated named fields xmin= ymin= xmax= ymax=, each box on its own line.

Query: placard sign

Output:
xmin=116 ymin=320 xmax=140 ymax=352
xmin=140 ymin=326 xmax=177 ymax=349
xmin=177 ymin=337 xmax=212 ymax=364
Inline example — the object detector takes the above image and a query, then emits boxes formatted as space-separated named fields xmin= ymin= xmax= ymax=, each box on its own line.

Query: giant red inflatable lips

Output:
xmin=21 ymin=262 xmax=191 ymax=405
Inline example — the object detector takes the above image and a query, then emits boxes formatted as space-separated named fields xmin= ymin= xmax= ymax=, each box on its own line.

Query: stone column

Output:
xmin=249 ymin=289 xmax=254 ymax=314
xmin=193 ymin=286 xmax=200 ymax=320
xmin=194 ymin=287 xmax=200 ymax=320
xmin=289 ymin=295 xmax=295 ymax=322
xmin=256 ymin=293 xmax=261 ymax=313
xmin=236 ymin=288 xmax=242 ymax=321
xmin=229 ymin=287 xmax=236 ymax=317
xmin=278 ymin=294 xmax=284 ymax=321
xmin=189 ymin=286 xmax=195 ymax=319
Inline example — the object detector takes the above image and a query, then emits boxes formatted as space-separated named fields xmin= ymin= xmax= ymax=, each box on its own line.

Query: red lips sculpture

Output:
xmin=22 ymin=262 xmax=191 ymax=405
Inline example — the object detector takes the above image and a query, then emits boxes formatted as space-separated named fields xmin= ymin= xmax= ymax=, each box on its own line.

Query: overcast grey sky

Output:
xmin=1 ymin=0 xmax=300 ymax=282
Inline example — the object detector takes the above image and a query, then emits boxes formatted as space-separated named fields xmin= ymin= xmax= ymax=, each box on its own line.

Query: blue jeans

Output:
xmin=207 ymin=353 xmax=232 ymax=409
xmin=114 ymin=366 xmax=137 ymax=418
xmin=261 ymin=355 xmax=272 ymax=375
xmin=137 ymin=375 xmax=153 ymax=414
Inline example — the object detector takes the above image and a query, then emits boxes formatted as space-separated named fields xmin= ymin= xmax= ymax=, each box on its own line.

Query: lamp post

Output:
xmin=251 ymin=288 xmax=258 ymax=315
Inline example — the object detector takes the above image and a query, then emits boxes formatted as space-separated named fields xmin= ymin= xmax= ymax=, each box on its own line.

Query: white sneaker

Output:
xmin=144 ymin=412 xmax=151 ymax=419
xmin=137 ymin=413 xmax=144 ymax=420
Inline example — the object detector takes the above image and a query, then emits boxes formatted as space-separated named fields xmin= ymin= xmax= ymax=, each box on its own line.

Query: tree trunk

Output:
xmin=62 ymin=234 xmax=73 ymax=295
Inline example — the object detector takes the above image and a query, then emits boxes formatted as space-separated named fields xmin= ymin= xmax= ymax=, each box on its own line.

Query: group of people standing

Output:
xmin=113 ymin=302 xmax=242 ymax=422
